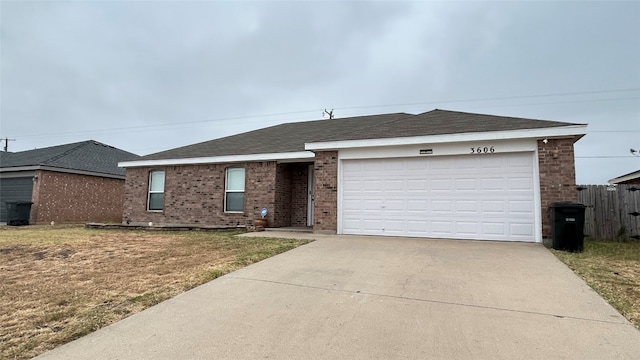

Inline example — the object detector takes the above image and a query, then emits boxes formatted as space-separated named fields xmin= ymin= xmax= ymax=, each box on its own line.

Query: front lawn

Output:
xmin=0 ymin=225 xmax=310 ymax=359
xmin=551 ymin=239 xmax=640 ymax=329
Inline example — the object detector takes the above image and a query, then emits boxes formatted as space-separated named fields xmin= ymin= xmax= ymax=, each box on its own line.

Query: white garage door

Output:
xmin=341 ymin=152 xmax=536 ymax=241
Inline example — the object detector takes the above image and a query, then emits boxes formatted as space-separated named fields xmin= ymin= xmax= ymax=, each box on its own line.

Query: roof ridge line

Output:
xmin=42 ymin=141 xmax=91 ymax=165
xmin=310 ymin=112 xmax=417 ymax=143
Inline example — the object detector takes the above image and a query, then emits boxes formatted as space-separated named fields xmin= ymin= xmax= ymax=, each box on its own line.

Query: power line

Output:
xmin=335 ymin=88 xmax=640 ymax=112
xmin=456 ymin=96 xmax=640 ymax=111
xmin=7 ymin=88 xmax=640 ymax=140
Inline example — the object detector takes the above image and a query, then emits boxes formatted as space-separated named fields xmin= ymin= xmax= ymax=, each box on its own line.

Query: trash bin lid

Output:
xmin=549 ymin=202 xmax=585 ymax=208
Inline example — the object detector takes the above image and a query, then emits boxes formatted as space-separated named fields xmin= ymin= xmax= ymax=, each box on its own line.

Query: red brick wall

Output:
xmin=290 ymin=164 xmax=309 ymax=227
xmin=123 ymin=162 xmax=278 ymax=226
xmin=538 ymin=137 xmax=580 ymax=243
xmin=274 ymin=164 xmax=292 ymax=227
xmin=313 ymin=151 xmax=338 ymax=233
xmin=31 ymin=170 xmax=125 ymax=223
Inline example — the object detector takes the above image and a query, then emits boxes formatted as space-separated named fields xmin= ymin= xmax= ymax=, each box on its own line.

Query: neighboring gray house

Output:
xmin=0 ymin=140 xmax=139 ymax=223
xmin=119 ymin=109 xmax=587 ymax=244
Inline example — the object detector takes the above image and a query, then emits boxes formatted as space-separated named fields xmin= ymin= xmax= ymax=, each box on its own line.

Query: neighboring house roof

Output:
xmin=122 ymin=109 xmax=587 ymax=167
xmin=608 ymin=169 xmax=640 ymax=185
xmin=0 ymin=140 xmax=139 ymax=178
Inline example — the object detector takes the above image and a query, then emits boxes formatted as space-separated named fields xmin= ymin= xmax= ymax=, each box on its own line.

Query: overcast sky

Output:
xmin=1 ymin=1 xmax=639 ymax=184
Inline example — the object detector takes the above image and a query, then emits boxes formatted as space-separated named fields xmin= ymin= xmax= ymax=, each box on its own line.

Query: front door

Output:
xmin=307 ymin=164 xmax=314 ymax=227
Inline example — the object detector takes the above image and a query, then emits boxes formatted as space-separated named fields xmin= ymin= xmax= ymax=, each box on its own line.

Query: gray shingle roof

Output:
xmin=0 ymin=140 xmax=139 ymax=177
xmin=141 ymin=109 xmax=583 ymax=161
xmin=142 ymin=113 xmax=412 ymax=160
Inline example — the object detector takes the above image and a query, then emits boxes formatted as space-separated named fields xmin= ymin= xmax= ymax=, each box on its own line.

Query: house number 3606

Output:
xmin=470 ymin=146 xmax=495 ymax=154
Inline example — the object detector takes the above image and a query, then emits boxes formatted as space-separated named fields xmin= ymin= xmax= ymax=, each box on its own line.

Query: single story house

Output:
xmin=119 ymin=109 xmax=587 ymax=244
xmin=0 ymin=140 xmax=139 ymax=224
xmin=608 ymin=169 xmax=640 ymax=185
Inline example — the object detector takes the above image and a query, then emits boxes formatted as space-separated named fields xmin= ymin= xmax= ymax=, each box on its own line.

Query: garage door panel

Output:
xmin=482 ymin=222 xmax=507 ymax=237
xmin=431 ymin=179 xmax=452 ymax=191
xmin=455 ymin=178 xmax=478 ymax=191
xmin=383 ymin=160 xmax=405 ymax=171
xmin=431 ymin=200 xmax=454 ymax=213
xmin=431 ymin=221 xmax=455 ymax=236
xmin=341 ymin=153 xmax=536 ymax=241
xmin=482 ymin=200 xmax=507 ymax=214
xmin=406 ymin=220 xmax=428 ymax=232
xmin=360 ymin=200 xmax=382 ymax=211
xmin=362 ymin=180 xmax=384 ymax=191
xmin=384 ymin=180 xmax=404 ymax=191
xmin=383 ymin=219 xmax=405 ymax=232
xmin=406 ymin=179 xmax=427 ymax=190
xmin=455 ymin=206 xmax=479 ymax=216
xmin=384 ymin=201 xmax=405 ymax=212
xmin=456 ymin=221 xmax=480 ymax=235
xmin=342 ymin=179 xmax=363 ymax=194
xmin=406 ymin=199 xmax=428 ymax=211
xmin=511 ymin=223 xmax=535 ymax=237
xmin=430 ymin=158 xmax=453 ymax=170
xmin=508 ymin=177 xmax=533 ymax=191
xmin=481 ymin=177 xmax=506 ymax=190
xmin=509 ymin=200 xmax=534 ymax=214
xmin=454 ymin=157 xmax=477 ymax=169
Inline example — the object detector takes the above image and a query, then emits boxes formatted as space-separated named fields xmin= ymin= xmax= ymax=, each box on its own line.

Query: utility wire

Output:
xmin=335 ymin=88 xmax=640 ymax=111
xmin=7 ymin=88 xmax=640 ymax=139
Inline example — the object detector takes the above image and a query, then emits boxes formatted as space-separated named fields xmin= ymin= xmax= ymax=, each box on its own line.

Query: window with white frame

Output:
xmin=148 ymin=170 xmax=165 ymax=211
xmin=225 ymin=167 xmax=245 ymax=212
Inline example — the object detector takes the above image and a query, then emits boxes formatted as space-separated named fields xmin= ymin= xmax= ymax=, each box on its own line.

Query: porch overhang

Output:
xmin=119 ymin=151 xmax=315 ymax=168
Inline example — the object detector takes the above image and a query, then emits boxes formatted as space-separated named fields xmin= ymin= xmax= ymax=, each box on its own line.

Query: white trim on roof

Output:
xmin=608 ymin=170 xmax=640 ymax=184
xmin=119 ymin=151 xmax=316 ymax=168
xmin=304 ymin=125 xmax=588 ymax=151
xmin=0 ymin=165 xmax=125 ymax=179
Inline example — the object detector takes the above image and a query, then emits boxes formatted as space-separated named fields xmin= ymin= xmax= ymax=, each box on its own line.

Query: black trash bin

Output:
xmin=5 ymin=201 xmax=33 ymax=226
xmin=549 ymin=202 xmax=586 ymax=252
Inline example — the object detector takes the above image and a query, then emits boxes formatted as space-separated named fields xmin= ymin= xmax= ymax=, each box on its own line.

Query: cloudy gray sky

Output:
xmin=1 ymin=0 xmax=639 ymax=184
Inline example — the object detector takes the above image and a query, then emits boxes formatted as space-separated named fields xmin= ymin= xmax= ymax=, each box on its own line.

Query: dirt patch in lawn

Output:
xmin=0 ymin=225 xmax=310 ymax=359
xmin=552 ymin=240 xmax=640 ymax=329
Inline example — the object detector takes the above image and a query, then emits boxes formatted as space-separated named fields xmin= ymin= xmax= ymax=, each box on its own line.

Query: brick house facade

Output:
xmin=119 ymin=110 xmax=587 ymax=244
xmin=121 ymin=139 xmax=580 ymax=242
xmin=30 ymin=170 xmax=125 ymax=223
xmin=123 ymin=162 xmax=312 ymax=228
xmin=313 ymin=151 xmax=338 ymax=233
xmin=0 ymin=140 xmax=138 ymax=225
xmin=537 ymin=137 xmax=580 ymax=244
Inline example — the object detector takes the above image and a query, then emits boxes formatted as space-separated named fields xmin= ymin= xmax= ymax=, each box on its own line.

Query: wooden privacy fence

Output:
xmin=576 ymin=184 xmax=640 ymax=240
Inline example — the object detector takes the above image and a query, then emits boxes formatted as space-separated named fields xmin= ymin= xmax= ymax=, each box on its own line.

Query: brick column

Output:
xmin=538 ymin=137 xmax=580 ymax=245
xmin=30 ymin=170 xmax=43 ymax=224
xmin=313 ymin=151 xmax=338 ymax=234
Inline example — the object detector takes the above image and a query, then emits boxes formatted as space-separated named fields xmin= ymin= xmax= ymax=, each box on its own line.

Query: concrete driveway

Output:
xmin=36 ymin=233 xmax=640 ymax=359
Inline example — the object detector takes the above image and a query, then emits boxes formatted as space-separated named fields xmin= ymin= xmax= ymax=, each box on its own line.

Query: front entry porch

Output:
xmin=272 ymin=162 xmax=314 ymax=229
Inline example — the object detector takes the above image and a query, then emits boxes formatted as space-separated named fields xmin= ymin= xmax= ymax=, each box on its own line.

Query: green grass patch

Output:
xmin=551 ymin=239 xmax=640 ymax=329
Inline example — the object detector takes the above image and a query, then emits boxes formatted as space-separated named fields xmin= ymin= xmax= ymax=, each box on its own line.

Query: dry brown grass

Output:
xmin=0 ymin=225 xmax=310 ymax=359
xmin=552 ymin=240 xmax=640 ymax=329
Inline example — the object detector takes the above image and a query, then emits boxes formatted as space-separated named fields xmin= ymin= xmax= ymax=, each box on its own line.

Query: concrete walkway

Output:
xmin=36 ymin=233 xmax=640 ymax=359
